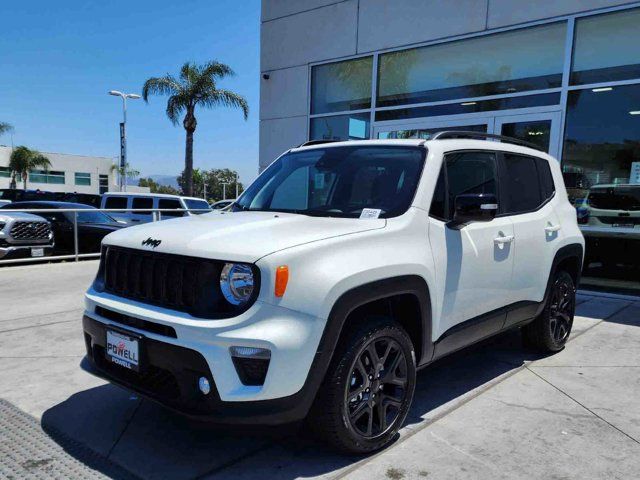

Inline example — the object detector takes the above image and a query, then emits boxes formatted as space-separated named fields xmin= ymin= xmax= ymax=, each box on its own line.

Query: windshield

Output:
xmin=233 ymin=146 xmax=426 ymax=218
xmin=73 ymin=210 xmax=117 ymax=224
xmin=185 ymin=199 xmax=212 ymax=214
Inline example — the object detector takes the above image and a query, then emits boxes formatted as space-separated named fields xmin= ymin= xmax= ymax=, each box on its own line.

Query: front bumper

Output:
xmin=82 ymin=290 xmax=329 ymax=424
xmin=0 ymin=244 xmax=54 ymax=260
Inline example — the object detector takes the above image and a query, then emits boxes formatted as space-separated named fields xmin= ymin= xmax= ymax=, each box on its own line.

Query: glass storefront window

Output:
xmin=563 ymin=84 xmax=640 ymax=194
xmin=377 ymin=23 xmax=566 ymax=107
xmin=375 ymin=93 xmax=560 ymax=121
xmin=0 ymin=167 xmax=11 ymax=178
xmin=311 ymin=57 xmax=372 ymax=115
xmin=310 ymin=113 xmax=370 ymax=141
xmin=563 ymin=84 xmax=640 ymax=294
xmin=571 ymin=8 xmax=640 ymax=85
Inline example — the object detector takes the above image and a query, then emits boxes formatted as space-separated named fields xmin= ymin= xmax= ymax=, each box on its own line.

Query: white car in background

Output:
xmin=100 ymin=192 xmax=212 ymax=225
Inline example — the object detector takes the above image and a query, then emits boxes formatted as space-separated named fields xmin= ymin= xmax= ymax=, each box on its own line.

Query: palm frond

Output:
xmin=142 ymin=75 xmax=182 ymax=102
xmin=201 ymin=61 xmax=235 ymax=80
xmin=0 ymin=122 xmax=13 ymax=135
xmin=166 ymin=95 xmax=187 ymax=125
xmin=30 ymin=153 xmax=51 ymax=170
xmin=200 ymin=88 xmax=249 ymax=120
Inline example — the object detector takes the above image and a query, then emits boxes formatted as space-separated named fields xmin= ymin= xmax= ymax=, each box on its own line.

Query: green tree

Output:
xmin=142 ymin=61 xmax=249 ymax=197
xmin=9 ymin=146 xmax=51 ymax=190
xmin=178 ymin=168 xmax=243 ymax=201
xmin=138 ymin=177 xmax=180 ymax=195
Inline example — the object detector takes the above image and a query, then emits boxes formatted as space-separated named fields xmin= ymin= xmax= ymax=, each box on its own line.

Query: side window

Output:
xmin=132 ymin=197 xmax=153 ymax=210
xmin=535 ymin=157 xmax=555 ymax=201
xmin=445 ymin=151 xmax=498 ymax=220
xmin=429 ymin=166 xmax=446 ymax=220
xmin=105 ymin=197 xmax=128 ymax=210
xmin=502 ymin=154 xmax=542 ymax=214
xmin=158 ymin=199 xmax=183 ymax=217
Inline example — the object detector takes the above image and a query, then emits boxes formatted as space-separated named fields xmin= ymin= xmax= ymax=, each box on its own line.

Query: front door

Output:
xmin=428 ymin=150 xmax=515 ymax=344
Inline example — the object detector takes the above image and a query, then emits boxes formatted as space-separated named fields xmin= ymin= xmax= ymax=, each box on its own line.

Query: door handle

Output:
xmin=545 ymin=224 xmax=561 ymax=233
xmin=494 ymin=235 xmax=514 ymax=244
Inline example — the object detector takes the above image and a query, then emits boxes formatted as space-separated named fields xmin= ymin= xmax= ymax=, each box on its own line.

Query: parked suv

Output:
xmin=82 ymin=134 xmax=584 ymax=453
xmin=0 ymin=212 xmax=54 ymax=260
xmin=100 ymin=192 xmax=211 ymax=225
xmin=579 ymin=183 xmax=640 ymax=267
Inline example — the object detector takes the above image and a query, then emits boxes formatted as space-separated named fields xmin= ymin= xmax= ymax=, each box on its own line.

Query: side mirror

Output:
xmin=447 ymin=193 xmax=498 ymax=229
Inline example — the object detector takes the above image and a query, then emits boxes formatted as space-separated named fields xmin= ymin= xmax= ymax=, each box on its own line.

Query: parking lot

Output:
xmin=1 ymin=261 xmax=639 ymax=479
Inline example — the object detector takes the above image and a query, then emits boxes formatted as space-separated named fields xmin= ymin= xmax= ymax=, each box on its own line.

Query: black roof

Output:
xmin=4 ymin=201 xmax=93 ymax=209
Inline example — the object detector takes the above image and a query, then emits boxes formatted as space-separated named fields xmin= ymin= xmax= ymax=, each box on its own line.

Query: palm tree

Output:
xmin=9 ymin=146 xmax=51 ymax=190
xmin=0 ymin=122 xmax=13 ymax=136
xmin=142 ymin=61 xmax=249 ymax=196
xmin=110 ymin=163 xmax=140 ymax=189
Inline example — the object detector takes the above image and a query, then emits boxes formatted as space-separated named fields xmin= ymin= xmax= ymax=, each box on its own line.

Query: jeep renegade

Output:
xmin=83 ymin=133 xmax=584 ymax=453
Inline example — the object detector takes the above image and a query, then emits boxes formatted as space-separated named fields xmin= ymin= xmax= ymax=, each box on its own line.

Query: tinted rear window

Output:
xmin=132 ymin=197 xmax=153 ymax=209
xmin=588 ymin=187 xmax=640 ymax=211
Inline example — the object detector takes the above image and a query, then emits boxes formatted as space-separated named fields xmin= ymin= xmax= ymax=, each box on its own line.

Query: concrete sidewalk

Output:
xmin=1 ymin=261 xmax=639 ymax=479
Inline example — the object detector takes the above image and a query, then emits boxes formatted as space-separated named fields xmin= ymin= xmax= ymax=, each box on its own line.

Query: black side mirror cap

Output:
xmin=447 ymin=193 xmax=498 ymax=229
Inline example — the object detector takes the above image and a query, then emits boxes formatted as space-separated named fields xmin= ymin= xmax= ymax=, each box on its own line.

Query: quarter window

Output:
xmin=158 ymin=199 xmax=183 ymax=217
xmin=501 ymin=154 xmax=542 ymax=214
xmin=535 ymin=158 xmax=555 ymax=201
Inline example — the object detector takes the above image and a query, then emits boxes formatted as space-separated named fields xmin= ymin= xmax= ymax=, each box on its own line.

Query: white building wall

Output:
xmin=0 ymin=146 xmax=116 ymax=194
xmin=259 ymin=0 xmax=637 ymax=170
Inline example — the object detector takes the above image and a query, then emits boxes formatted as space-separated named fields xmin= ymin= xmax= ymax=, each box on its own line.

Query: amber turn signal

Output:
xmin=274 ymin=265 xmax=289 ymax=297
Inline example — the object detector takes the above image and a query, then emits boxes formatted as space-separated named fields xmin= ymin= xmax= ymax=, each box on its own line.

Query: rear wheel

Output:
xmin=523 ymin=270 xmax=576 ymax=352
xmin=310 ymin=317 xmax=416 ymax=454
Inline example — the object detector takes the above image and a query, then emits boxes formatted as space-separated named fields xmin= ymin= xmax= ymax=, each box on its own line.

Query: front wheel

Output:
xmin=523 ymin=270 xmax=576 ymax=352
xmin=310 ymin=317 xmax=416 ymax=454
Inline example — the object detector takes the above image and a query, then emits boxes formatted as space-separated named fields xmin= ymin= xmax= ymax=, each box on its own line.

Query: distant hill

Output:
xmin=127 ymin=175 xmax=180 ymax=189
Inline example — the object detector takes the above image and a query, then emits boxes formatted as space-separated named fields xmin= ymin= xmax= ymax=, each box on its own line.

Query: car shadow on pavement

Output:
xmin=41 ymin=330 xmax=545 ymax=480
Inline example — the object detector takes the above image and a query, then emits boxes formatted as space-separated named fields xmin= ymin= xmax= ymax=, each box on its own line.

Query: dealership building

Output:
xmin=0 ymin=146 xmax=116 ymax=195
xmin=260 ymin=0 xmax=640 ymax=293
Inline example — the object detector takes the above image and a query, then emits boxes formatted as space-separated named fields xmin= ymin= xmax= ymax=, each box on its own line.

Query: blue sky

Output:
xmin=0 ymin=0 xmax=261 ymax=185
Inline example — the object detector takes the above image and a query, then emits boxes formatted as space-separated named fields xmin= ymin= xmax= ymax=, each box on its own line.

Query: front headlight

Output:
xmin=220 ymin=263 xmax=255 ymax=305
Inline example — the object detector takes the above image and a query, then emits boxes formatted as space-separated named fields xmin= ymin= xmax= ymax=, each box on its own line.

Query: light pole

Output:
xmin=221 ymin=182 xmax=229 ymax=200
xmin=108 ymin=90 xmax=140 ymax=192
xmin=235 ymin=172 xmax=239 ymax=199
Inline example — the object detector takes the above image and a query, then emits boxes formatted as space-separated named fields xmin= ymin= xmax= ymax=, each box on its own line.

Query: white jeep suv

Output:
xmin=83 ymin=133 xmax=584 ymax=453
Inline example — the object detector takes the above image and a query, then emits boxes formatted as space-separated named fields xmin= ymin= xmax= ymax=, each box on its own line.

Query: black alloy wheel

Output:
xmin=523 ymin=270 xmax=576 ymax=352
xmin=345 ymin=337 xmax=408 ymax=438
xmin=309 ymin=317 xmax=416 ymax=454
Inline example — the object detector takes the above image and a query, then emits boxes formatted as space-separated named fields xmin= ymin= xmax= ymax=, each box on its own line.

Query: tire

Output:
xmin=309 ymin=316 xmax=417 ymax=454
xmin=523 ymin=270 xmax=576 ymax=352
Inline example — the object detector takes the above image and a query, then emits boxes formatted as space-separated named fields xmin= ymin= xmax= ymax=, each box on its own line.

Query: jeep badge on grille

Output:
xmin=141 ymin=237 xmax=162 ymax=248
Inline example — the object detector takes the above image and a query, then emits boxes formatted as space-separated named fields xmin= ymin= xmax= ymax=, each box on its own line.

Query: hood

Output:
xmin=102 ymin=210 xmax=386 ymax=262
xmin=0 ymin=212 xmax=49 ymax=222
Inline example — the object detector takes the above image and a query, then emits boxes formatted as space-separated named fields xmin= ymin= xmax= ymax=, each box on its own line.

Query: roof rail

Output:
xmin=430 ymin=131 xmax=543 ymax=151
xmin=298 ymin=139 xmax=343 ymax=148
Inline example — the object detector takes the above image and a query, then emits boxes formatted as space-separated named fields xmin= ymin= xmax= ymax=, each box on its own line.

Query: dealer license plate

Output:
xmin=106 ymin=330 xmax=140 ymax=371
xmin=31 ymin=248 xmax=44 ymax=257
xmin=612 ymin=223 xmax=634 ymax=228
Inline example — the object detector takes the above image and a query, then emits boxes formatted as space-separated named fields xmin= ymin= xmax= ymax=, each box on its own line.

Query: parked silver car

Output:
xmin=0 ymin=212 xmax=54 ymax=260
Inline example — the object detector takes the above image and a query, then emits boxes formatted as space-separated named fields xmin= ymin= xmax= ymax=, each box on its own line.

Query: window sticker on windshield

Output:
xmin=360 ymin=208 xmax=381 ymax=219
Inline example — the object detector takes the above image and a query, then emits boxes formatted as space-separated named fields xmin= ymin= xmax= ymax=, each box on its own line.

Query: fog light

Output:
xmin=198 ymin=376 xmax=211 ymax=395
xmin=230 ymin=346 xmax=271 ymax=386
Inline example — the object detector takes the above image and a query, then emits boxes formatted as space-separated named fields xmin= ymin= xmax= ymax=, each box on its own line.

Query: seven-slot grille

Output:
xmin=9 ymin=221 xmax=52 ymax=241
xmin=103 ymin=246 xmax=203 ymax=311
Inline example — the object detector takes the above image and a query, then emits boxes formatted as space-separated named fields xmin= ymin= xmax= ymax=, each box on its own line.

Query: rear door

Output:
xmin=428 ymin=150 xmax=515 ymax=342
xmin=499 ymin=153 xmax=560 ymax=327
